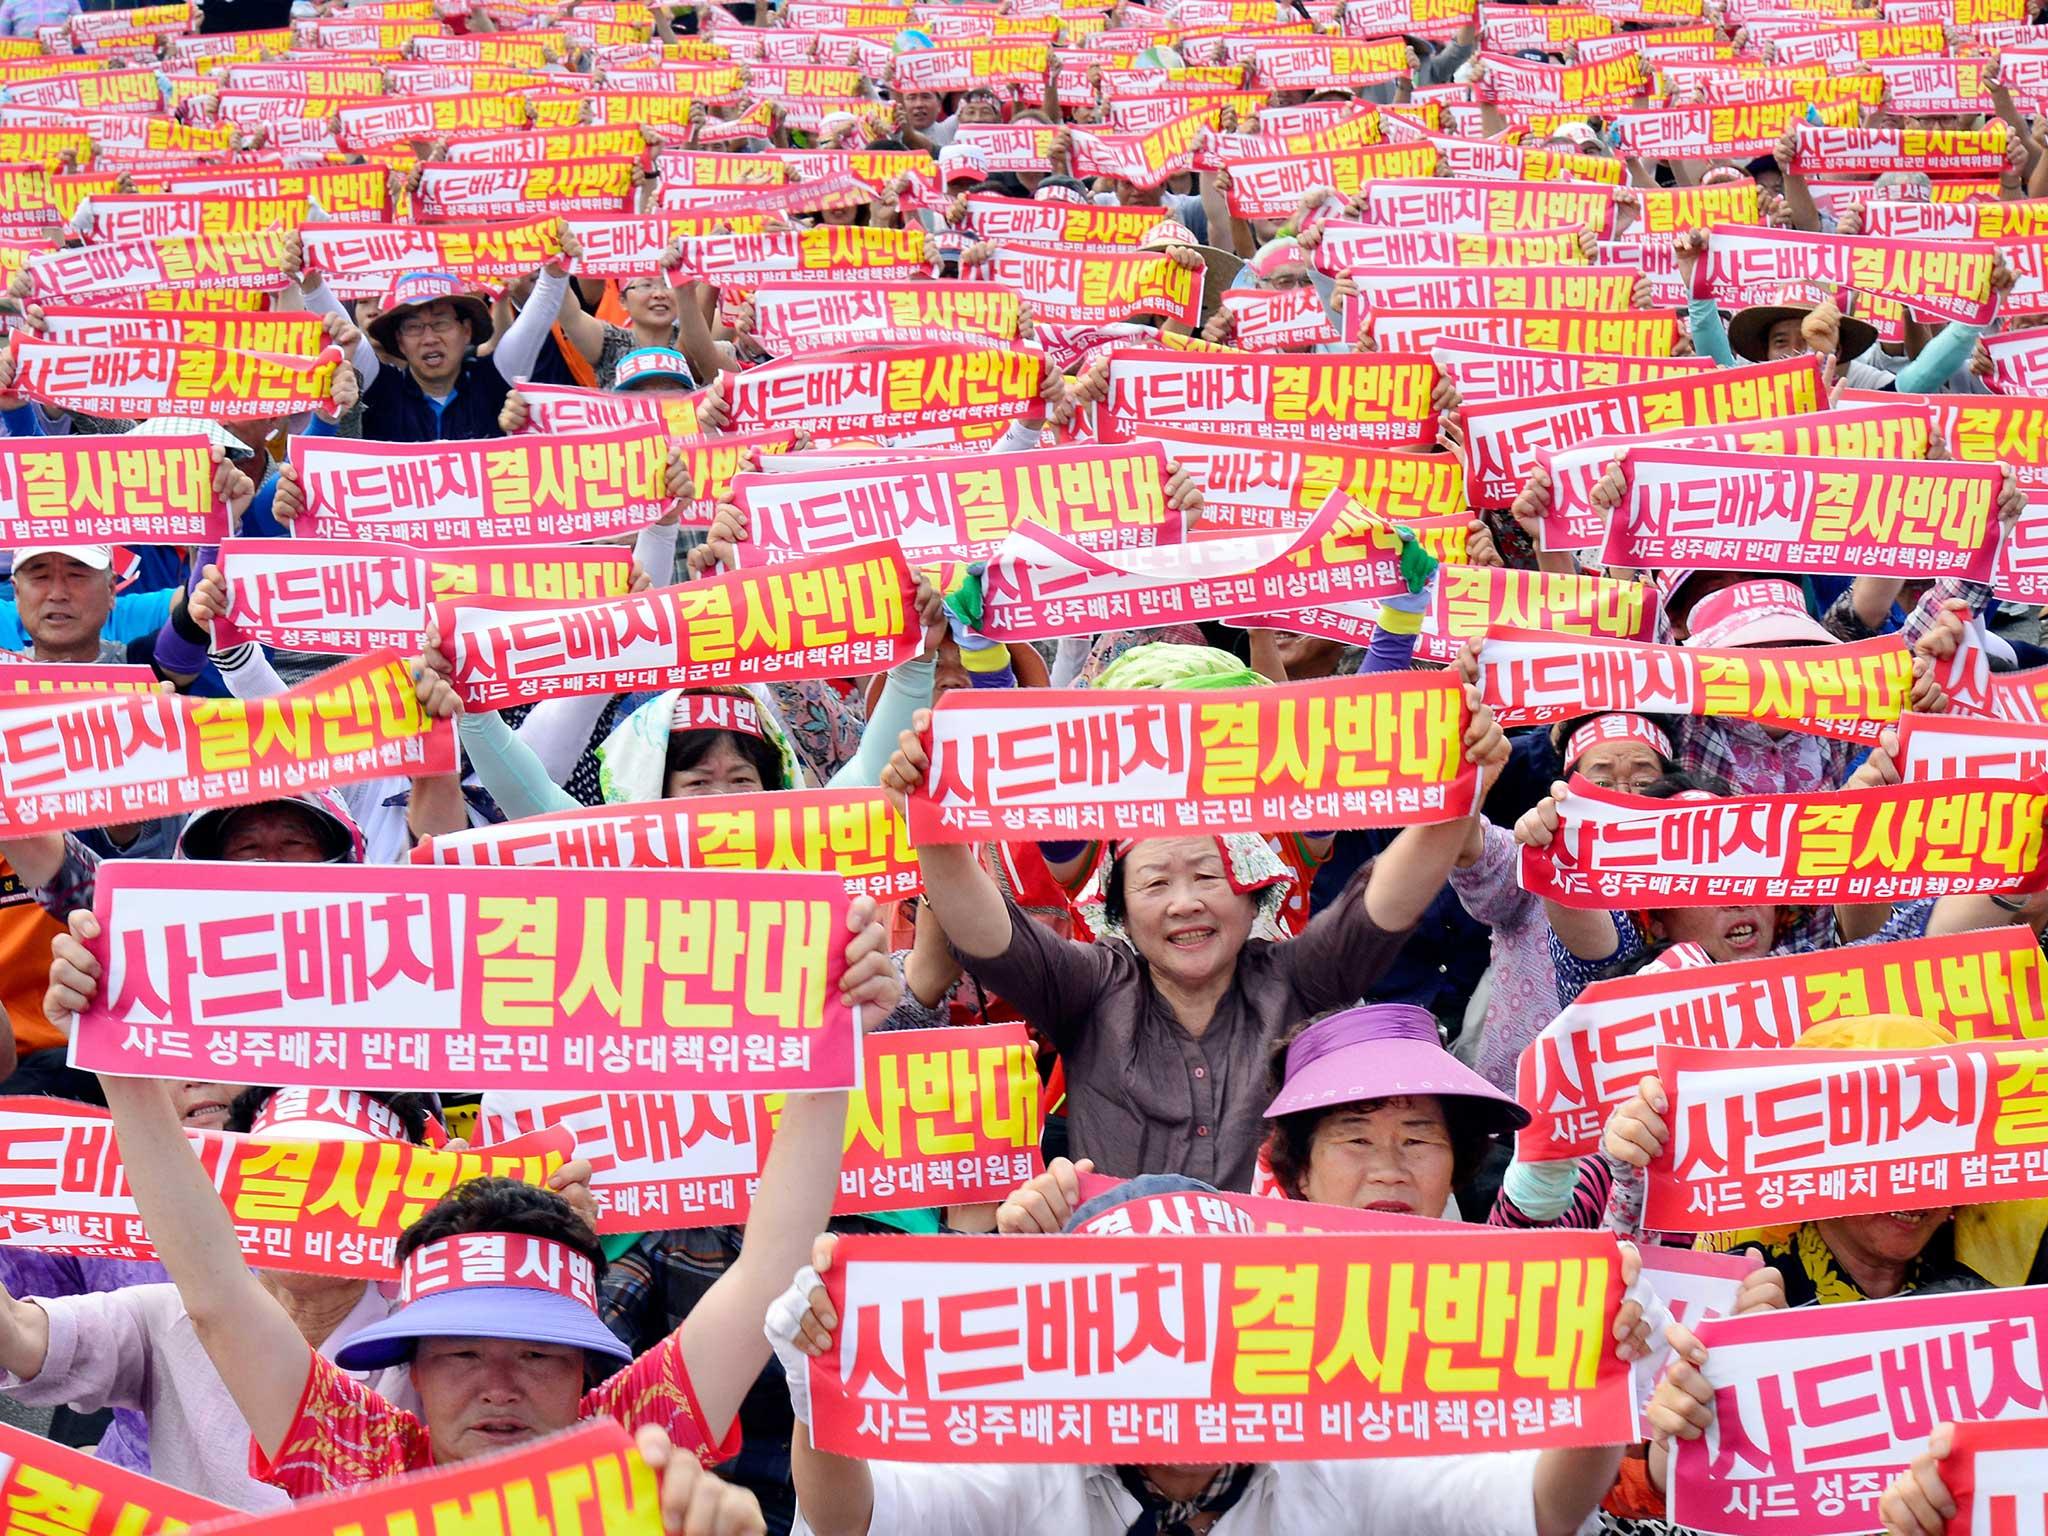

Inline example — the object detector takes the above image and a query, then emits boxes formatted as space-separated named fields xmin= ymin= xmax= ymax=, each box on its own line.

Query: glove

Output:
xmin=763 ymin=1263 xmax=823 ymax=1426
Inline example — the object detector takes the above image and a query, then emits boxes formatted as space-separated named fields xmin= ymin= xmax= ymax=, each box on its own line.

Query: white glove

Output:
xmin=764 ymin=1263 xmax=823 ymax=1427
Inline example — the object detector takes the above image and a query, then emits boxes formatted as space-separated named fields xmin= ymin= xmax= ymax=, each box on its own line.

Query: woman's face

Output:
xmin=1301 ymin=1094 xmax=1456 ymax=1217
xmin=621 ymin=279 xmax=676 ymax=328
xmin=1819 ymin=1207 xmax=1954 ymax=1282
xmin=665 ymin=734 xmax=766 ymax=798
xmin=1650 ymin=904 xmax=1777 ymax=962
xmin=1572 ymin=740 xmax=1664 ymax=793
xmin=1120 ymin=836 xmax=1258 ymax=997
xmin=1271 ymin=630 xmax=1346 ymax=681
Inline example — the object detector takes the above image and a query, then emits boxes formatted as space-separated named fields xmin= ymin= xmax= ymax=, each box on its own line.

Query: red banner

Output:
xmin=0 ymin=433 xmax=225 ymax=546
xmin=1669 ymin=1289 xmax=2048 ymax=1536
xmin=1605 ymin=447 xmax=2003 ymax=579
xmin=1313 ymin=223 xmax=1588 ymax=272
xmin=1515 ymin=928 xmax=2048 ymax=1162
xmin=1362 ymin=308 xmax=1680 ymax=356
xmin=288 ymin=427 xmax=670 ymax=547
xmin=809 ymin=1229 xmax=1634 ymax=1463
xmin=1462 ymin=354 xmax=1826 ymax=509
xmin=983 ymin=244 xmax=1201 ymax=326
xmin=1983 ymin=327 xmax=2048 ymax=396
xmin=0 ymin=661 xmax=155 ymax=695
xmin=732 ymin=441 xmax=1177 ymax=568
xmin=480 ymin=1025 xmax=1040 ymax=1231
xmin=1221 ymin=143 xmax=1440 ymax=219
xmin=747 ymin=281 xmax=1022 ymax=352
xmin=1609 ymin=100 xmax=1809 ymax=159
xmin=908 ymin=671 xmax=1475 ymax=843
xmin=212 ymin=538 xmax=632 ymax=654
xmin=10 ymin=336 xmax=341 ymax=421
xmin=1650 ymin=1038 xmax=2048 ymax=1231
xmin=1343 ymin=267 xmax=1638 ymax=339
xmin=72 ymin=862 xmax=859 ymax=1094
xmin=0 ymin=1419 xmax=225 ymax=1535
xmin=1520 ymin=775 xmax=2048 ymax=908
xmin=1480 ymin=627 xmax=1912 ymax=743
xmin=1345 ymin=176 xmax=1617 ymax=234
xmin=1791 ymin=121 xmax=2011 ymax=174
xmin=413 ymin=158 xmax=637 ymax=220
xmin=960 ymin=192 xmax=1165 ymax=250
xmin=32 ymin=305 xmax=327 ymax=355
xmin=1897 ymin=712 xmax=2048 ymax=783
xmin=1694 ymin=223 xmax=1998 ymax=326
xmin=662 ymin=227 xmax=931 ymax=287
xmin=24 ymin=229 xmax=291 ymax=300
xmin=725 ymin=345 xmax=1044 ymax=437
xmin=1219 ymin=286 xmax=1341 ymax=351
xmin=0 ymin=651 xmax=452 ymax=834
xmin=0 ymin=1096 xmax=569 ymax=1278
xmin=1948 ymin=1418 xmax=2048 ymax=1536
xmin=299 ymin=218 xmax=561 ymax=299
xmin=1138 ymin=428 xmax=1465 ymax=535
xmin=1097 ymin=347 xmax=1440 ymax=448
xmin=1432 ymin=340 xmax=1713 ymax=403
xmin=436 ymin=544 xmax=920 ymax=709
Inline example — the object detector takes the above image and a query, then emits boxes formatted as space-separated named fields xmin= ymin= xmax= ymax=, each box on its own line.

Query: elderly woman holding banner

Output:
xmin=875 ymin=649 xmax=1511 ymax=1193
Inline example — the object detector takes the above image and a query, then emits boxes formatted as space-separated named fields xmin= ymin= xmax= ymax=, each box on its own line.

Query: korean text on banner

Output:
xmin=808 ymin=1230 xmax=1634 ymax=1463
xmin=1946 ymin=1418 xmax=2048 ymax=1536
xmin=907 ymin=672 xmax=1476 ymax=842
xmin=0 ymin=432 xmax=225 ymax=545
xmin=479 ymin=1025 xmax=1041 ymax=1231
xmin=70 ymin=862 xmax=860 ymax=1094
xmin=0 ymin=1419 xmax=227 ymax=1535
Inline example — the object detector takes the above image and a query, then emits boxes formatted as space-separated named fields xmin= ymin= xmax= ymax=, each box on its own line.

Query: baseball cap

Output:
xmin=937 ymin=143 xmax=989 ymax=185
xmin=13 ymin=544 xmax=112 ymax=571
xmin=1684 ymin=578 xmax=1836 ymax=649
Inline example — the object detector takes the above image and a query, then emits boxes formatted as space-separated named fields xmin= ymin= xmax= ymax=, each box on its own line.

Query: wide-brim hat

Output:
xmin=335 ymin=1284 xmax=633 ymax=1372
xmin=1263 ymin=1003 xmax=1530 ymax=1133
xmin=366 ymin=271 xmax=492 ymax=354
xmin=1725 ymin=298 xmax=1878 ymax=366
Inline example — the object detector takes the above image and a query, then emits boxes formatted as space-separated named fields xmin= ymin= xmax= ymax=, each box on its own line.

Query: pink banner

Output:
xmin=1694 ymin=223 xmax=1998 ymax=326
xmin=1096 ymin=347 xmax=1440 ymax=448
xmin=724 ymin=344 xmax=1044 ymax=437
xmin=747 ymin=281 xmax=1021 ymax=352
xmin=1948 ymin=1418 xmax=2048 ymax=1536
xmin=1219 ymin=286 xmax=1341 ymax=351
xmin=1896 ymin=711 xmax=2048 ymax=783
xmin=0 ymin=433 xmax=226 ymax=545
xmin=72 ymin=862 xmax=859 ymax=1093
xmin=1432 ymin=340 xmax=1713 ymax=404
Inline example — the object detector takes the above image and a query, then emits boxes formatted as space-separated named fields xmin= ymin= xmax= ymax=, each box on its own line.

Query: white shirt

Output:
xmin=796 ymin=1452 xmax=1594 ymax=1536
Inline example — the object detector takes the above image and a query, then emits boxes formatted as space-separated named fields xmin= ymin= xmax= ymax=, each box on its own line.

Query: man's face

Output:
xmin=395 ymin=300 xmax=469 ymax=384
xmin=413 ymin=1336 xmax=587 ymax=1462
xmin=900 ymin=90 xmax=941 ymax=129
xmin=216 ymin=804 xmax=336 ymax=863
xmin=169 ymin=1081 xmax=242 ymax=1129
xmin=13 ymin=554 xmax=113 ymax=652
xmin=959 ymin=95 xmax=1001 ymax=125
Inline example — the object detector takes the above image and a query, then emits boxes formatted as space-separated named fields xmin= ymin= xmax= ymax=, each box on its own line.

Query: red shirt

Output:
xmin=252 ymin=1335 xmax=739 ymax=1499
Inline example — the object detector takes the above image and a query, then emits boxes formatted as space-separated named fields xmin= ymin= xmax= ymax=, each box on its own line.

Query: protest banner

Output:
xmin=300 ymin=218 xmax=562 ymax=299
xmin=0 ymin=432 xmax=225 ymax=546
xmin=1341 ymin=267 xmax=1638 ymax=339
xmin=1515 ymin=928 xmax=2048 ymax=1162
xmin=733 ymin=442 xmax=1176 ymax=568
xmin=1368 ymin=309 xmax=1681 ymax=359
xmin=30 ymin=307 xmax=328 ymax=356
xmin=1791 ymin=123 xmax=2010 ymax=175
xmin=211 ymin=539 xmax=633 ymax=654
xmin=747 ymin=281 xmax=1022 ymax=351
xmin=480 ymin=1024 xmax=1040 ymax=1230
xmin=435 ymin=543 xmax=920 ymax=709
xmin=1649 ymin=1038 xmax=2048 ymax=1230
xmin=1432 ymin=341 xmax=1713 ymax=403
xmin=1897 ymin=712 xmax=2048 ymax=783
xmin=0 ymin=1095 xmax=570 ymax=1277
xmin=1096 ymin=348 xmax=1440 ymax=448
xmin=1693 ymin=224 xmax=1999 ymax=327
xmin=1462 ymin=354 xmax=1826 ymax=508
xmin=1520 ymin=775 xmax=2048 ymax=908
xmin=1221 ymin=144 xmax=1440 ymax=219
xmin=201 ymin=1420 xmax=663 ymax=1536
xmin=513 ymin=380 xmax=709 ymax=440
xmin=1981 ymin=327 xmax=2048 ymax=395
xmin=0 ymin=1419 xmax=226 ymax=1535
xmin=960 ymin=193 xmax=1166 ymax=250
xmin=0 ymin=662 xmax=156 ymax=696
xmin=1604 ymin=448 xmax=2003 ymax=579
xmin=23 ymin=229 xmax=291 ymax=301
xmin=72 ymin=862 xmax=861 ymax=1094
xmin=1479 ymin=628 xmax=1913 ymax=743
xmin=412 ymin=158 xmax=638 ymax=219
xmin=1136 ymin=428 xmax=1464 ymax=534
xmin=1249 ymin=565 xmax=1660 ymax=666
xmin=9 ymin=336 xmax=342 ymax=421
xmin=1343 ymin=177 xmax=1617 ymax=235
xmin=981 ymin=245 xmax=1202 ymax=326
xmin=1311 ymin=224 xmax=1587 ymax=272
xmin=908 ymin=671 xmax=1476 ymax=842
xmin=0 ymin=651 xmax=452 ymax=835
xmin=979 ymin=491 xmax=1421 ymax=642
xmin=663 ymin=227 xmax=931 ymax=286
xmin=725 ymin=345 xmax=1045 ymax=437
xmin=1947 ymin=1418 xmax=2048 ymax=1536
xmin=1219 ymin=286 xmax=1342 ymax=351
xmin=1611 ymin=101 xmax=1806 ymax=159
xmin=1668 ymin=1290 xmax=2048 ymax=1536
xmin=808 ymin=1229 xmax=1634 ymax=1463
xmin=287 ymin=427 xmax=670 ymax=547
xmin=416 ymin=786 xmax=919 ymax=902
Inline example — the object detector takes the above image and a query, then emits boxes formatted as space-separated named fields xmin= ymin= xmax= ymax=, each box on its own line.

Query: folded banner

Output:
xmin=725 ymin=345 xmax=1044 ymax=437
xmin=1462 ymin=354 xmax=1826 ymax=509
xmin=747 ymin=281 xmax=1022 ymax=351
xmin=212 ymin=538 xmax=633 ymax=653
xmin=1219 ymin=286 xmax=1342 ymax=351
xmin=435 ymin=543 xmax=920 ymax=709
xmin=0 ymin=1096 xmax=569 ymax=1278
xmin=809 ymin=1229 xmax=1634 ymax=1463
xmin=72 ymin=862 xmax=860 ymax=1094
xmin=983 ymin=245 xmax=1201 ymax=326
xmin=415 ymin=786 xmax=920 ymax=901
xmin=1668 ymin=1290 xmax=2048 ymax=1536
xmin=24 ymin=229 xmax=292 ymax=300
xmin=31 ymin=305 xmax=328 ymax=355
xmin=1096 ymin=348 xmax=1440 ymax=448
xmin=1948 ymin=1418 xmax=2048 ymax=1536
xmin=1693 ymin=223 xmax=1998 ymax=326
xmin=288 ymin=426 xmax=670 ymax=547
xmin=908 ymin=671 xmax=1475 ymax=842
xmin=733 ymin=442 xmax=1176 ymax=567
xmin=0 ymin=651 xmax=452 ymax=835
xmin=1791 ymin=122 xmax=2010 ymax=175
xmin=1515 ymin=927 xmax=2048 ymax=1162
xmin=979 ymin=491 xmax=1416 ymax=642
xmin=1479 ymin=627 xmax=1913 ymax=743
xmin=10 ymin=336 xmax=342 ymax=421
xmin=1605 ymin=447 xmax=2003 ymax=580
xmin=0 ymin=1419 xmax=226 ymax=1535
xmin=1519 ymin=775 xmax=2048 ymax=908
xmin=663 ymin=227 xmax=931 ymax=286
xmin=0 ymin=432 xmax=225 ymax=545
xmin=1137 ymin=427 xmax=1464 ymax=535
xmin=1650 ymin=1038 xmax=2048 ymax=1231
xmin=1896 ymin=712 xmax=2048 ymax=783
xmin=480 ymin=1024 xmax=1040 ymax=1231
xmin=1432 ymin=341 xmax=1713 ymax=404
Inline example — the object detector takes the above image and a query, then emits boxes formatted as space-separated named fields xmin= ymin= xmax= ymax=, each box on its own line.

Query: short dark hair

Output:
xmin=1258 ymin=1014 xmax=1489 ymax=1202
xmin=394 ymin=1176 xmax=604 ymax=1277
xmin=1638 ymin=769 xmax=1735 ymax=800
xmin=226 ymin=1087 xmax=438 ymax=1144
xmin=664 ymin=727 xmax=786 ymax=791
